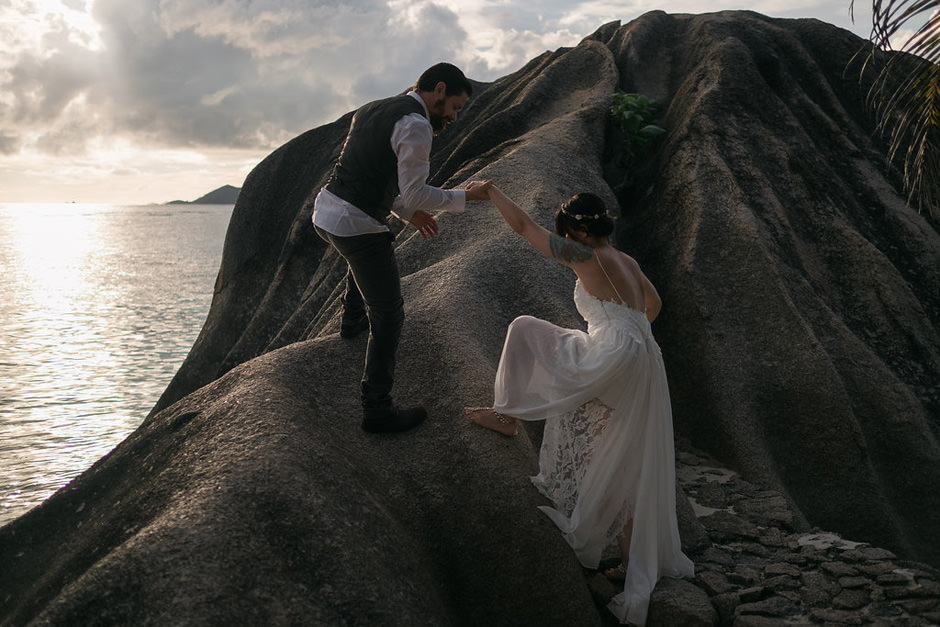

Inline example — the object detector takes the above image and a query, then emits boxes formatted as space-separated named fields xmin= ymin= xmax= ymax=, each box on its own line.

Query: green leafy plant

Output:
xmin=609 ymin=92 xmax=666 ymax=170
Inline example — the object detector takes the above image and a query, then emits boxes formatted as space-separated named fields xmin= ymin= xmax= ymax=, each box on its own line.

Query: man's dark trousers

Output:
xmin=315 ymin=225 xmax=403 ymax=408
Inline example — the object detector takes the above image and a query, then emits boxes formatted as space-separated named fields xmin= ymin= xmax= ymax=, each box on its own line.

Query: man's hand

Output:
xmin=465 ymin=179 xmax=493 ymax=201
xmin=408 ymin=209 xmax=440 ymax=239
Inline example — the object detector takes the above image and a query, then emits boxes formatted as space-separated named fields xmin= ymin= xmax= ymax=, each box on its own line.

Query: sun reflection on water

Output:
xmin=0 ymin=204 xmax=125 ymax=521
xmin=5 ymin=203 xmax=102 ymax=305
xmin=0 ymin=202 xmax=229 ymax=525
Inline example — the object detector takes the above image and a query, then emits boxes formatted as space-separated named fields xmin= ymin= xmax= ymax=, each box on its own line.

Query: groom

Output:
xmin=313 ymin=62 xmax=490 ymax=434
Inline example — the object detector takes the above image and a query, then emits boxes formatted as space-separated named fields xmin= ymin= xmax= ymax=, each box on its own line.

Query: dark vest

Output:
xmin=325 ymin=94 xmax=427 ymax=221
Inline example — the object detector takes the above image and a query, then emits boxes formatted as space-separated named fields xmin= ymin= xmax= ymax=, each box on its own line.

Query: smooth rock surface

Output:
xmin=2 ymin=10 xmax=938 ymax=626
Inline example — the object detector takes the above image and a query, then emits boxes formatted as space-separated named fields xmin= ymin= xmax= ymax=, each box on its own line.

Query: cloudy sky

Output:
xmin=1 ymin=0 xmax=876 ymax=204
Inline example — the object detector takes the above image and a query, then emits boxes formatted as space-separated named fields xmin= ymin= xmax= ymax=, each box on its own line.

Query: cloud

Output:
xmin=0 ymin=0 xmax=880 ymax=202
xmin=3 ymin=0 xmax=875 ymax=157
xmin=0 ymin=134 xmax=18 ymax=155
xmin=2 ymin=0 xmax=484 ymax=156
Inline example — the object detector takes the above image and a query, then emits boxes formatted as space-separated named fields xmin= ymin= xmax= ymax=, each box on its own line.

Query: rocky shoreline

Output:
xmin=588 ymin=448 xmax=940 ymax=625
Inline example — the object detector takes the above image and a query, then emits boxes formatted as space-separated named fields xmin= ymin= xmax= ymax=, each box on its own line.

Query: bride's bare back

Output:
xmin=575 ymin=247 xmax=657 ymax=315
xmin=549 ymin=233 xmax=661 ymax=322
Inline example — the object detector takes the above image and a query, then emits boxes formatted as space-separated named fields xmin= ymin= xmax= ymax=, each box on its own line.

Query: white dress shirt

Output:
xmin=312 ymin=91 xmax=466 ymax=236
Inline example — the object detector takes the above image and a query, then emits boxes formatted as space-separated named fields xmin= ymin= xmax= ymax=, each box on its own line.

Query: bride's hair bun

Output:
xmin=555 ymin=192 xmax=615 ymax=238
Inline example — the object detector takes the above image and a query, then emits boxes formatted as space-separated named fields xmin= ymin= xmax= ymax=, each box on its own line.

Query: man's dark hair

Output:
xmin=415 ymin=63 xmax=472 ymax=98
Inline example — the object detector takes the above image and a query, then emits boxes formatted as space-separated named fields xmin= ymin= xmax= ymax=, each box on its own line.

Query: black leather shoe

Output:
xmin=361 ymin=405 xmax=427 ymax=433
xmin=340 ymin=314 xmax=369 ymax=339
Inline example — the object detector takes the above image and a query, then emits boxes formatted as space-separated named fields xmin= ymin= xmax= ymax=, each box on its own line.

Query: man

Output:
xmin=312 ymin=62 xmax=490 ymax=434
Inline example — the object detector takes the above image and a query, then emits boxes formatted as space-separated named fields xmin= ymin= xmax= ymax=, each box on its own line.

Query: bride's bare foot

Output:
xmin=464 ymin=407 xmax=517 ymax=436
xmin=603 ymin=561 xmax=629 ymax=582
xmin=607 ymin=520 xmax=633 ymax=581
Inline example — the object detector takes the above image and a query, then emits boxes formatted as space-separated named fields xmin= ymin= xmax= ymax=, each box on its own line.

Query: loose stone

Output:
xmin=893 ymin=598 xmax=940 ymax=613
xmin=858 ymin=547 xmax=897 ymax=561
xmin=735 ymin=595 xmax=799 ymax=617
xmin=857 ymin=562 xmax=898 ymax=576
xmin=741 ymin=542 xmax=772 ymax=558
xmin=765 ymin=562 xmax=802 ymax=578
xmin=611 ymin=449 xmax=940 ymax=627
xmin=737 ymin=585 xmax=766 ymax=603
xmin=731 ymin=616 xmax=794 ymax=626
xmin=699 ymin=546 xmax=736 ymax=567
xmin=876 ymin=571 xmax=912 ymax=585
xmin=822 ymin=561 xmax=859 ymax=577
xmin=729 ymin=566 xmax=763 ymax=587
xmin=695 ymin=569 xmax=734 ymax=595
xmin=832 ymin=588 xmax=872 ymax=610
xmin=759 ymin=528 xmax=786 ymax=547
xmin=809 ymin=607 xmax=864 ymax=624
xmin=710 ymin=591 xmax=740 ymax=624
xmin=762 ymin=575 xmax=801 ymax=590
xmin=838 ymin=576 xmax=871 ymax=589
xmin=913 ymin=579 xmax=940 ymax=597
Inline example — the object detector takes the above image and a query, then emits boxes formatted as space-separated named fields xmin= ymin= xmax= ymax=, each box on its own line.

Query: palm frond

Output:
xmin=852 ymin=0 xmax=940 ymax=218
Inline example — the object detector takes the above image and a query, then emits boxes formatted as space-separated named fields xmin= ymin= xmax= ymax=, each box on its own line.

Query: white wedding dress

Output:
xmin=493 ymin=279 xmax=694 ymax=626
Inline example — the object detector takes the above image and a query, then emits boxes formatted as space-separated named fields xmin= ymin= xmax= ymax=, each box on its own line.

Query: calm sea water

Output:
xmin=0 ymin=202 xmax=231 ymax=526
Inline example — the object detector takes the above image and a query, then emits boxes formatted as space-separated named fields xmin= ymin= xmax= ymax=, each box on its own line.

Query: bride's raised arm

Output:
xmin=470 ymin=181 xmax=593 ymax=266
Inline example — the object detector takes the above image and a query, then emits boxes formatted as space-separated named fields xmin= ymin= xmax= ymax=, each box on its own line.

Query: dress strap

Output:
xmin=595 ymin=254 xmax=626 ymax=305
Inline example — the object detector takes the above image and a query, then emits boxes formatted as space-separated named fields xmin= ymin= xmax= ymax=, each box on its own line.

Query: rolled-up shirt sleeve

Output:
xmin=389 ymin=112 xmax=466 ymax=222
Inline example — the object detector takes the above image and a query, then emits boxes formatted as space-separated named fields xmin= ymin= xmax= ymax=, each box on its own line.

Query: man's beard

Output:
xmin=429 ymin=98 xmax=448 ymax=133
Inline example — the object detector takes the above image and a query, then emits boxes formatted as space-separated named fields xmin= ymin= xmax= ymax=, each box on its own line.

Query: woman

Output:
xmin=464 ymin=183 xmax=694 ymax=626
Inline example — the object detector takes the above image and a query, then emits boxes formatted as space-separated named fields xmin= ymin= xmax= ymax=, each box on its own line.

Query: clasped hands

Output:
xmin=466 ymin=179 xmax=494 ymax=200
xmin=407 ymin=179 xmax=496 ymax=239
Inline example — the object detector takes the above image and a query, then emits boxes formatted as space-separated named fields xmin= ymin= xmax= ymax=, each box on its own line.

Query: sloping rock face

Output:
xmin=2 ymin=10 xmax=939 ymax=625
xmin=0 ymin=344 xmax=603 ymax=625
xmin=601 ymin=12 xmax=940 ymax=566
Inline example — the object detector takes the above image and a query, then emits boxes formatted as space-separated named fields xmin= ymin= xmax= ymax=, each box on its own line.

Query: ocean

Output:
xmin=0 ymin=202 xmax=232 ymax=526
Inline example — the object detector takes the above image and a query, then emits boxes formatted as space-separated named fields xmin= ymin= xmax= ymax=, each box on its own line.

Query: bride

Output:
xmin=463 ymin=182 xmax=694 ymax=626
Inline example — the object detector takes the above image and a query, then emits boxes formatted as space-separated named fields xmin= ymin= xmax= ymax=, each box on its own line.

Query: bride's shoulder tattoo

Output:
xmin=549 ymin=233 xmax=594 ymax=263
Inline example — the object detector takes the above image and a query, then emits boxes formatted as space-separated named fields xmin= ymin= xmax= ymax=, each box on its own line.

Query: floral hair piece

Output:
xmin=561 ymin=207 xmax=605 ymax=220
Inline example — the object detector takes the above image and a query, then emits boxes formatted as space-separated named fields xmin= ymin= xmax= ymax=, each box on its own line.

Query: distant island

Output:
xmin=168 ymin=185 xmax=240 ymax=204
